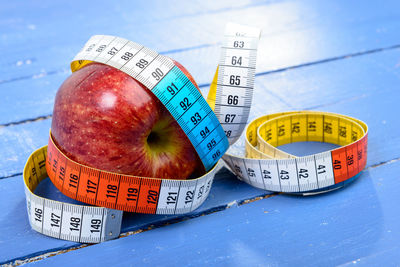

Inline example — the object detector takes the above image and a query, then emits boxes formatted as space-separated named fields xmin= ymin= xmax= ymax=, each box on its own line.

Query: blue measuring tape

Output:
xmin=71 ymin=35 xmax=229 ymax=171
xmin=152 ymin=66 xmax=229 ymax=170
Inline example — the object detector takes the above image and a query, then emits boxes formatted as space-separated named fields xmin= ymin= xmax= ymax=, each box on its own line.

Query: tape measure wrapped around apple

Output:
xmin=23 ymin=23 xmax=368 ymax=243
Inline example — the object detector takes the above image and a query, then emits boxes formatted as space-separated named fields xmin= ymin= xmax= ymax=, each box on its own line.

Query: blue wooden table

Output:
xmin=1 ymin=0 xmax=399 ymax=265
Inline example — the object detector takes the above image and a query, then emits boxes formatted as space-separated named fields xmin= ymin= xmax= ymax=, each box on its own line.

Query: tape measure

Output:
xmin=23 ymin=23 xmax=368 ymax=244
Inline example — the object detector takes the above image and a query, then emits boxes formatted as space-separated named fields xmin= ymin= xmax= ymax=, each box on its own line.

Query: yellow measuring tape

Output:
xmin=23 ymin=23 xmax=368 ymax=243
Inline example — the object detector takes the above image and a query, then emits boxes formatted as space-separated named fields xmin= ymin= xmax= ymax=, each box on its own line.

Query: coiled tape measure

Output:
xmin=23 ymin=23 xmax=368 ymax=243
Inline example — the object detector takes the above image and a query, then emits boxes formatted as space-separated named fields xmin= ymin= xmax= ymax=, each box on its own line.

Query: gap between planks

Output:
xmin=0 ymin=115 xmax=52 ymax=129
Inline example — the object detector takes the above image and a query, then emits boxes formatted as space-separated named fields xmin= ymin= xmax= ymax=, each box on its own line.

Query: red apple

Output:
xmin=51 ymin=61 xmax=204 ymax=180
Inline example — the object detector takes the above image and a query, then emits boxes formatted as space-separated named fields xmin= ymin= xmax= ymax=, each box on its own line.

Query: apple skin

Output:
xmin=51 ymin=61 xmax=204 ymax=180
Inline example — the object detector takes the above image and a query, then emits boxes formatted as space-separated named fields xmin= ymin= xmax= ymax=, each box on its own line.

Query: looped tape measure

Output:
xmin=224 ymin=111 xmax=368 ymax=194
xmin=23 ymin=23 xmax=368 ymax=243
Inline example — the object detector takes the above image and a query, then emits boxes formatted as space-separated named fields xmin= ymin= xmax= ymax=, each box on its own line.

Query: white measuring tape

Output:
xmin=23 ymin=23 xmax=368 ymax=243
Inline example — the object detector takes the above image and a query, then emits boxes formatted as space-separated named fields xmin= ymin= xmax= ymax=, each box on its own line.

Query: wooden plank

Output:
xmin=1 ymin=46 xmax=400 ymax=264
xmin=2 ymin=0 xmax=400 ymax=124
xmin=0 ymin=119 xmax=51 ymax=178
xmin=27 ymin=160 xmax=400 ymax=266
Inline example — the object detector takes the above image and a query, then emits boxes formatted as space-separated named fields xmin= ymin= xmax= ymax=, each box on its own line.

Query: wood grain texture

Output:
xmin=0 ymin=0 xmax=399 ymax=265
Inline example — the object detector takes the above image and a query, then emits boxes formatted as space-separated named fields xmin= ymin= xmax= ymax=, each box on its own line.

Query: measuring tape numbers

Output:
xmin=45 ymin=134 xmax=217 ymax=214
xmin=207 ymin=23 xmax=261 ymax=145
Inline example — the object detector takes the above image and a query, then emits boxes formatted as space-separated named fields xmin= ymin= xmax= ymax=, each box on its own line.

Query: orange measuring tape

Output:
xmin=46 ymin=133 xmax=216 ymax=213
